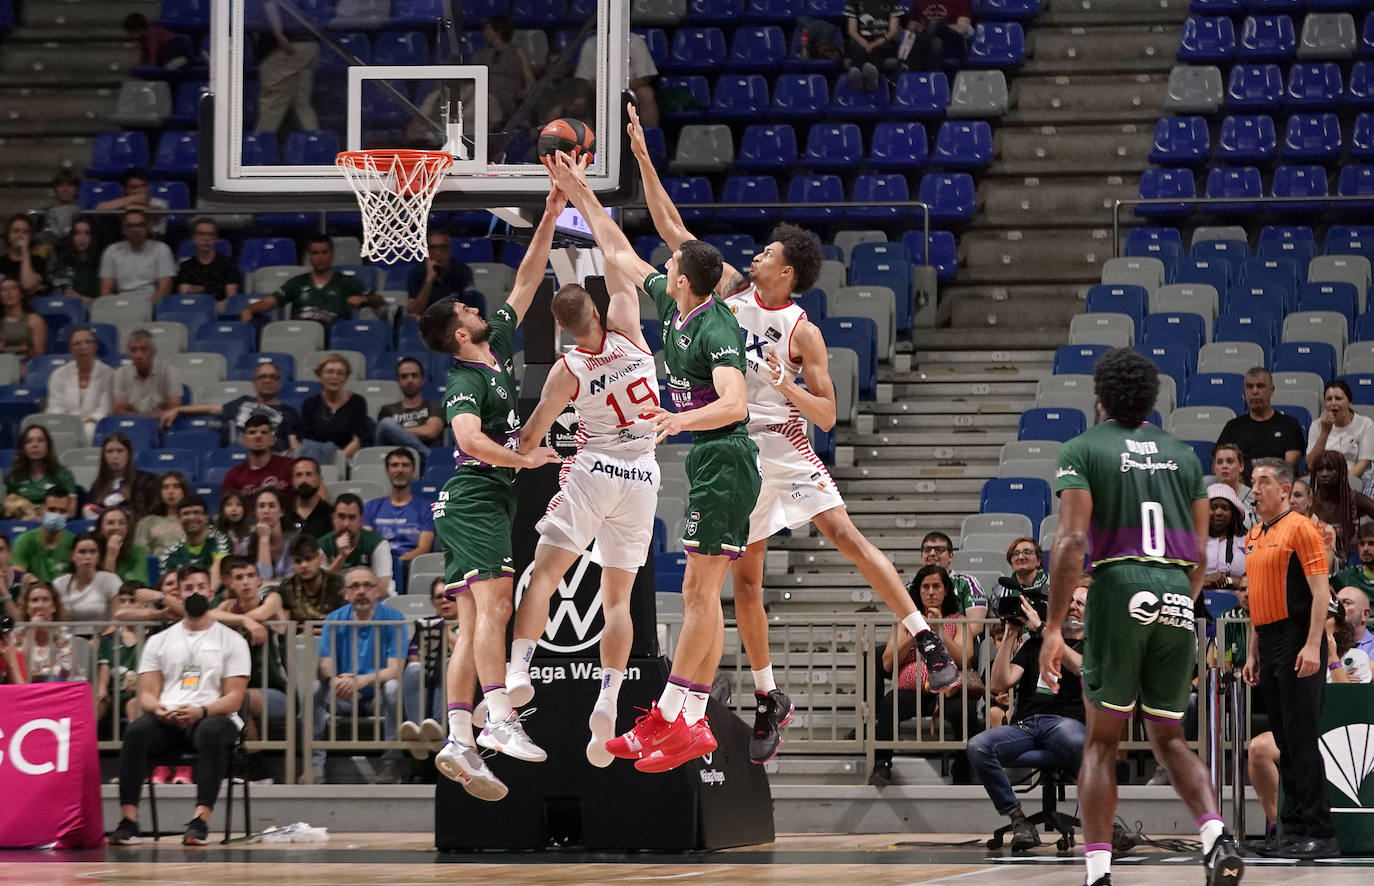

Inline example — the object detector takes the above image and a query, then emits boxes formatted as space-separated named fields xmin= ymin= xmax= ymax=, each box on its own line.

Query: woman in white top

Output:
xmin=1307 ymin=379 xmax=1374 ymax=481
xmin=52 ymin=532 xmax=123 ymax=627
xmin=1203 ymin=483 xmax=1247 ymax=591
xmin=46 ymin=325 xmax=114 ymax=444
xmin=16 ymin=581 xmax=84 ymax=681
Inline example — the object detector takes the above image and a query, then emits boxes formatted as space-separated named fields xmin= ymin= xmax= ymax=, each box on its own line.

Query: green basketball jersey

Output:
xmin=443 ymin=302 xmax=521 ymax=477
xmin=644 ymin=272 xmax=749 ymax=443
xmin=1055 ymin=420 xmax=1206 ymax=569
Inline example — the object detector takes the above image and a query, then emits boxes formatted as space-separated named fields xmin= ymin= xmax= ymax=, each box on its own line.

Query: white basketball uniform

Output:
xmin=536 ymin=329 xmax=661 ymax=571
xmin=725 ymin=284 xmax=844 ymax=544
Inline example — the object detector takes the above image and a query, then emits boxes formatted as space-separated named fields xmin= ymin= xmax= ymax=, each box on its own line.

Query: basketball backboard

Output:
xmin=202 ymin=0 xmax=631 ymax=208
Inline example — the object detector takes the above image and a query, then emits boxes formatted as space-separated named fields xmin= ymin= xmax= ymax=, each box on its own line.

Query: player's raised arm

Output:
xmin=505 ymin=186 xmax=568 ymax=326
xmin=547 ymin=152 xmax=657 ymax=285
xmin=452 ymin=412 xmax=558 ymax=471
xmin=603 ymin=253 xmax=650 ymax=352
xmin=518 ymin=360 xmax=579 ymax=453
xmin=779 ymin=320 xmax=837 ymax=432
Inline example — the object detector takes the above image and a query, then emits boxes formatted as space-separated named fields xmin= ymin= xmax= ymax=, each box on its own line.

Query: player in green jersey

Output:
xmin=417 ymin=187 xmax=564 ymax=802
xmin=548 ymin=152 xmax=760 ymax=773
xmin=1039 ymin=348 xmax=1243 ymax=886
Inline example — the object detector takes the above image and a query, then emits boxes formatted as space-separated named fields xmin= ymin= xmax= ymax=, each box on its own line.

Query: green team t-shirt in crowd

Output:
xmin=273 ymin=270 xmax=367 ymax=326
xmin=159 ymin=528 xmax=232 ymax=575
xmin=1055 ymin=421 xmax=1206 ymax=569
xmin=444 ymin=301 xmax=521 ymax=479
xmin=645 ymin=273 xmax=749 ymax=443
xmin=12 ymin=528 xmax=75 ymax=582
xmin=6 ymin=467 xmax=77 ymax=505
xmin=319 ymin=528 xmax=386 ymax=571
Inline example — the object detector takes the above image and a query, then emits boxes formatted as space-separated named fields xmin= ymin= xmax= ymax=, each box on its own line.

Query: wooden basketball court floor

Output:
xmin=5 ymin=833 xmax=1372 ymax=886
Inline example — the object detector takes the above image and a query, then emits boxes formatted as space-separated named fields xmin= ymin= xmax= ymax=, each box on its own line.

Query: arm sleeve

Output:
xmin=1054 ymin=437 xmax=1091 ymax=494
xmin=486 ymin=303 xmax=517 ymax=360
xmin=444 ymin=377 xmax=482 ymax=421
xmin=372 ymin=540 xmax=393 ymax=580
xmin=224 ymin=630 xmax=253 ymax=679
xmin=318 ymin=619 xmax=334 ymax=659
xmin=156 ymin=243 xmax=176 ymax=279
xmin=702 ymin=319 xmax=746 ymax=373
xmin=346 ymin=396 xmax=372 ymax=442
xmin=1295 ymin=520 xmax=1330 ymax=576
xmin=112 ymin=366 xmax=131 ymax=402
xmin=98 ymin=246 xmax=115 ymax=280
xmin=1282 ymin=415 xmax=1306 ymax=451
xmin=644 ymin=273 xmax=675 ymax=324
xmin=138 ymin=632 xmax=163 ymax=675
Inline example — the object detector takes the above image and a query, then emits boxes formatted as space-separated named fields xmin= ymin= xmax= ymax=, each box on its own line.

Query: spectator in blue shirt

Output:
xmin=312 ymin=565 xmax=408 ymax=783
xmin=362 ymin=449 xmax=435 ymax=590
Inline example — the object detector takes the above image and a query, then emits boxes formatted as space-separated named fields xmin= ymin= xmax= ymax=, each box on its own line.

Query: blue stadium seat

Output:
xmin=1239 ymin=254 xmax=1299 ymax=286
xmin=850 ymin=254 xmax=914 ymax=333
xmin=1216 ymin=114 xmax=1279 ymax=166
xmin=975 ymin=0 xmax=1041 ymax=19
xmin=372 ymin=31 xmax=431 ymax=65
xmin=0 ymin=386 xmax=42 ymax=448
xmin=1364 ymin=12 xmax=1374 ymax=58
xmin=868 ymin=121 xmax=928 ymax=170
xmin=150 ymin=131 xmax=199 ymax=180
xmin=980 ymin=477 xmax=1052 ymax=527
xmin=86 ymin=131 xmax=150 ymax=178
xmin=1179 ymin=16 xmax=1236 ymax=63
xmin=785 ymin=21 xmax=843 ymax=72
xmin=1270 ymin=164 xmax=1329 ymax=214
xmin=77 ymin=180 xmax=121 ymax=209
xmin=771 ymin=73 xmax=829 ymax=119
xmin=718 ymin=175 xmax=779 ymax=225
xmin=1257 ymin=224 xmax=1316 ymax=262
xmin=1282 ymin=112 xmax=1342 ymax=162
xmin=711 ymin=74 xmax=769 ymax=120
xmin=241 ymin=132 xmax=279 ymax=166
xmin=157 ymin=292 xmax=217 ymax=323
xmin=782 ymin=174 xmax=844 ymax=224
xmin=686 ymin=0 xmax=743 ymax=22
xmin=736 ymin=123 xmax=797 ymax=171
xmin=162 ymin=431 xmax=223 ymax=460
xmin=918 ymin=172 xmax=977 ymax=223
xmin=1136 ymin=167 xmax=1196 ymax=218
xmin=1297 ymin=281 xmax=1359 ymax=327
xmin=658 ymin=75 xmax=711 ymax=123
xmin=932 ymin=120 xmax=994 ymax=170
xmin=727 ymin=25 xmax=786 ymax=70
xmin=1143 ymin=312 xmax=1207 ymax=352
xmin=794 ymin=289 xmax=826 ymax=319
xmin=745 ymin=0 xmax=803 ymax=22
xmin=1018 ymin=408 xmax=1087 ymax=442
xmin=1192 ymin=238 xmax=1249 ymax=272
xmin=95 ymin=415 xmax=159 ymax=451
xmin=330 ymin=319 xmax=391 ymax=353
xmin=157 ymin=0 xmax=210 ymax=30
xmin=1175 ymin=256 xmax=1232 ymax=293
xmin=1236 ymin=14 xmax=1296 ymax=62
xmin=22 ymin=355 xmax=71 ymax=394
xmin=1353 ymin=113 xmax=1374 ymax=161
xmin=905 ymin=230 xmax=958 ymax=281
xmin=137 ymin=448 xmax=197 ymax=478
xmin=1204 ymin=165 xmax=1263 ymax=214
xmin=239 ymin=238 xmax=297 ymax=273
xmin=1138 ymin=342 xmax=1196 ymax=387
xmin=1053 ymin=344 xmax=1112 ymax=375
xmin=194 ymin=322 xmax=256 ymax=365
xmin=1185 ymin=372 xmax=1245 ymax=412
xmin=967 ymin=22 xmax=1026 ymax=67
xmin=661 ymin=27 xmax=726 ymax=73
xmin=509 ymin=0 xmax=565 ymax=27
xmin=1124 ymin=227 xmax=1183 ymax=262
xmin=235 ymin=352 xmax=296 ymax=383
xmin=1285 ymin=62 xmax=1343 ymax=110
xmin=1085 ymin=284 xmax=1148 ymax=328
xmin=1338 ymin=164 xmax=1374 ymax=208
xmin=661 ymin=176 xmax=713 ymax=224
xmin=892 ymin=71 xmax=950 ymax=118
xmin=449 ymin=237 xmax=494 ymax=264
xmin=203 ymin=446 xmax=250 ymax=471
xmin=31 ymin=295 xmax=84 ymax=338
xmin=1340 ymin=373 xmax=1374 ymax=405
xmin=1214 ymin=312 xmax=1278 ymax=349
xmin=1349 ymin=62 xmax=1374 ymax=108
xmin=319 ymin=32 xmax=372 ymax=68
xmin=1272 ymin=341 xmax=1338 ymax=379
xmin=829 ymin=74 xmax=889 ymax=119
xmin=1150 ymin=116 xmax=1210 ymax=165
xmin=283 ymin=130 xmax=341 ymax=165
xmin=814 ymin=317 xmax=877 ymax=397
xmin=802 ymin=122 xmax=863 ymax=171
xmin=1226 ymin=63 xmax=1283 ymax=110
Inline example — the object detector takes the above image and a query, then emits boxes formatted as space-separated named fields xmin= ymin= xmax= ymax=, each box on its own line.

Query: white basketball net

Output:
xmin=336 ymin=150 xmax=455 ymax=264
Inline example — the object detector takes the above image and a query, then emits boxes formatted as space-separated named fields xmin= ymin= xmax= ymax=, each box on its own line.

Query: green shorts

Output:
xmin=1081 ymin=561 xmax=1198 ymax=722
xmin=682 ymin=432 xmax=761 ymax=559
xmin=432 ymin=468 xmax=517 ymax=594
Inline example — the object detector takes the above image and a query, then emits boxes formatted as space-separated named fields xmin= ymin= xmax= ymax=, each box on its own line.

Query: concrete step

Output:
xmin=996 ymin=124 xmax=1151 ymax=176
xmin=0 ymin=41 xmax=133 ymax=76
xmin=0 ymin=186 xmax=54 ymax=218
xmin=843 ymin=513 xmax=978 ymax=532
xmin=0 ymin=135 xmax=95 ymax=181
xmin=909 ymin=348 xmax=1055 ymax=367
xmin=960 ymin=228 xmax=1118 ymax=271
xmin=881 ymin=378 xmax=1037 ymax=396
xmin=1042 ymin=0 xmax=1189 ymax=25
xmin=1007 ymin=74 xmax=1167 ymax=123
xmin=868 ymin=412 xmax=1020 ymax=432
xmin=0 ymin=89 xmax=116 ymax=125
xmin=977 ymin=175 xmax=1139 ymax=227
xmin=22 ymin=0 xmax=160 ymax=29
xmin=912 ymin=328 xmax=1070 ymax=349
xmin=945 ymin=289 xmax=1086 ymax=330
xmin=1029 ymin=25 xmax=1178 ymax=67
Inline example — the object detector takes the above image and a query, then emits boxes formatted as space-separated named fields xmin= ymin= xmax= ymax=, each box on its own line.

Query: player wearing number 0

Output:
xmin=548 ymin=152 xmax=761 ymax=773
xmin=419 ymin=187 xmax=565 ymax=802
xmin=623 ymin=101 xmax=961 ymax=763
xmin=507 ymin=238 xmax=662 ymax=768
xmin=1038 ymin=348 xmax=1243 ymax=886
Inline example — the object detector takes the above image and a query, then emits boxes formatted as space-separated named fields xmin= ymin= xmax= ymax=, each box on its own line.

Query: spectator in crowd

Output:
xmin=12 ymin=489 xmax=77 ymax=582
xmin=276 ymin=534 xmax=345 ymax=623
xmin=134 ymin=471 xmax=191 ymax=558
xmin=0 ymin=276 xmax=46 ymax=362
xmin=1333 ymin=527 xmax=1374 ymax=599
xmin=363 ymin=448 xmax=434 ymax=581
xmin=113 ymin=329 xmax=182 ymax=420
xmin=238 ymin=488 xmax=296 ymax=580
xmin=1308 ymin=449 xmax=1374 ymax=566
xmin=376 ymin=357 xmax=444 ymax=452
xmin=1335 ymin=585 xmax=1374 ymax=660
xmin=1211 ymin=443 xmax=1256 ymax=527
xmin=919 ymin=530 xmax=989 ymax=635
xmin=95 ymin=507 xmax=151 ymax=585
xmin=41 ymin=169 xmax=81 ymax=244
xmin=95 ymin=169 xmax=170 ymax=238
xmin=297 ymin=354 xmax=371 ymax=465
xmin=96 ymin=583 xmax=144 ymax=725
xmin=1289 ymin=477 xmax=1338 ymax=572
xmin=0 ymin=214 xmax=47 ymax=296
xmin=999 ymin=536 xmax=1046 ymax=601
xmin=870 ymin=565 xmax=972 ymax=786
xmin=966 ymin=583 xmax=1087 ymax=851
xmin=52 ymin=532 xmax=122 ymax=626
xmin=114 ymin=568 xmax=186 ymax=628
xmin=222 ymin=415 xmax=295 ymax=501
xmin=406 ymin=231 xmax=475 ymax=319
xmin=215 ymin=492 xmax=254 ymax=551
xmin=575 ymin=31 xmax=659 ymax=126
xmin=122 ymin=12 xmax=188 ymax=70
xmin=0 ymin=535 xmax=26 ymax=621
xmin=98 ymin=209 xmax=174 ymax=301
xmin=48 ymin=216 xmax=102 ymax=302
xmin=399 ymin=577 xmax=455 ymax=753
xmin=1216 ymin=368 xmax=1304 ymax=481
xmin=5 ymin=425 xmax=77 ymax=519
xmin=895 ymin=0 xmax=973 ymax=73
xmin=214 ymin=554 xmax=287 ymax=757
xmin=0 ymin=617 xmax=24 ymax=683
xmin=47 ymin=325 xmax=115 ymax=443
xmin=313 ymin=565 xmax=407 ymax=783
xmin=159 ymin=496 xmax=231 ymax=591
xmin=474 ymin=15 xmax=535 ymax=128
xmin=109 ymin=563 xmax=250 ymax=846
xmin=320 ymin=493 xmax=393 ymax=592
xmin=174 ymin=218 xmax=241 ymax=305
xmin=253 ymin=0 xmax=321 ymax=134
xmin=1309 ymin=379 xmax=1374 ymax=484
xmin=287 ymin=457 xmax=332 ymax=539
xmin=242 ymin=237 xmax=382 ymax=330
xmin=16 ymin=581 xmax=84 ymax=682
xmin=163 ymin=359 xmax=301 ymax=453
xmin=1204 ymin=483 xmax=1248 ymax=592
xmin=842 ymin=0 xmax=904 ymax=92
xmin=84 ymin=432 xmax=157 ymax=521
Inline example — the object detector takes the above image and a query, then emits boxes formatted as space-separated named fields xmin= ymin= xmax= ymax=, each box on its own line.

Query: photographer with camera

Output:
xmin=1204 ymin=484 xmax=1247 ymax=592
xmin=967 ymin=579 xmax=1088 ymax=851
xmin=0 ymin=613 xmax=24 ymax=683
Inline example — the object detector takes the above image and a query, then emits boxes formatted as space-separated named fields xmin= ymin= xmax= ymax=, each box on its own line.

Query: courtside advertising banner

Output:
xmin=0 ymin=682 xmax=104 ymax=848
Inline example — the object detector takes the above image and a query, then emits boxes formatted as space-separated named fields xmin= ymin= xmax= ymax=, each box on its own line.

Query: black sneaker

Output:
xmin=1087 ymin=877 xmax=1112 ymax=886
xmin=916 ymin=629 xmax=962 ymax=693
xmin=1204 ymin=829 xmax=1245 ymax=886
xmin=1285 ymin=836 xmax=1339 ymax=860
xmin=182 ymin=816 xmax=209 ymax=846
xmin=748 ymin=689 xmax=794 ymax=764
xmin=108 ymin=817 xmax=140 ymax=846
xmin=1010 ymin=817 xmax=1041 ymax=852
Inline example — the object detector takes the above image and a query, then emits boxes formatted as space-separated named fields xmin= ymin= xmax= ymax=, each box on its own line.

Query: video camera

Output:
xmin=995 ymin=577 xmax=1049 ymax=624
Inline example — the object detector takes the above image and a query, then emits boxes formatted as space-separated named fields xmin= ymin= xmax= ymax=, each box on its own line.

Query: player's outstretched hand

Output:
xmin=1038 ymin=627 xmax=1064 ymax=694
xmin=519 ymin=446 xmax=561 ymax=471
xmin=646 ymin=406 xmax=685 ymax=443
xmin=626 ymin=101 xmax=649 ymax=162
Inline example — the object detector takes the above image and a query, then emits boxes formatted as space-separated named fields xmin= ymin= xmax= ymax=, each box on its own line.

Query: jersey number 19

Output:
xmin=606 ymin=377 xmax=659 ymax=428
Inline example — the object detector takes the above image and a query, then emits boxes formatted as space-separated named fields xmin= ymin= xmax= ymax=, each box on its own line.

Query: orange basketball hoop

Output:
xmin=336 ymin=149 xmax=455 ymax=264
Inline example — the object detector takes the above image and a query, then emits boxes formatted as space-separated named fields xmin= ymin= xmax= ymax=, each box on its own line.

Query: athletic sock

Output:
xmin=1085 ymin=844 xmax=1112 ymax=883
xmin=657 ymin=675 xmax=691 ymax=722
xmin=751 ymin=665 xmax=776 ymax=694
xmin=447 ymin=702 xmax=474 ymax=746
xmin=683 ymin=683 xmax=711 ymax=725
xmin=901 ymin=611 xmax=932 ymax=638
xmin=509 ymin=638 xmax=536 ymax=675
xmin=482 ymin=685 xmax=513 ymax=723
xmin=1198 ymin=815 xmax=1224 ymax=854
xmin=598 ymin=667 xmax=625 ymax=708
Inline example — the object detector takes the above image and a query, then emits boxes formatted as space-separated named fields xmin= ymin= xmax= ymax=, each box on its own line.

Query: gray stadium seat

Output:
xmin=831 ymin=286 xmax=895 ymax=363
xmin=1282 ymin=312 xmax=1347 ymax=361
xmin=1271 ymin=370 xmax=1324 ymax=406
xmin=1152 ymin=282 xmax=1218 ymax=320
xmin=1168 ymin=405 xmax=1234 ymax=441
xmin=249 ymin=265 xmax=306 ymax=296
xmin=197 ymin=380 xmax=253 ymax=404
xmin=169 ymin=352 xmax=228 ymax=388
xmin=1345 ymin=341 xmax=1374 ymax=374
xmin=348 ymin=379 xmax=401 ymax=417
xmin=139 ymin=321 xmax=188 ymax=354
xmin=0 ymin=353 xmax=18 ymax=386
xmin=1156 ymin=374 xmax=1178 ymax=413
xmin=1198 ymin=341 xmax=1265 ymax=375
xmin=832 ymin=231 xmax=886 ymax=264
xmin=999 ymin=457 xmax=1056 ymax=485
xmin=1298 ymin=12 xmax=1357 ymax=60
xmin=963 ymin=533 xmax=1015 ymax=554
xmin=90 ymin=294 xmax=152 ymax=326
xmin=1163 ymin=65 xmax=1223 ymax=114
xmin=1069 ymin=312 xmax=1134 ymax=348
xmin=1149 ymin=303 xmax=1212 ymax=343
xmin=670 ymin=124 xmax=734 ymax=173
xmin=332 ymin=480 xmax=387 ymax=501
xmin=349 ymin=464 xmax=388 ymax=488
xmin=1036 ymin=373 xmax=1092 ymax=401
xmin=826 ymin=347 xmax=859 ymax=425
xmin=948 ymin=69 xmax=1009 ymax=118
xmin=309 ymin=349 xmax=366 ymax=382
xmin=1190 ymin=226 xmax=1248 ymax=248
xmin=1034 ymin=391 xmax=1094 ymax=423
xmin=59 ymin=446 xmax=102 ymax=471
xmin=351 ymin=444 xmax=422 ymax=474
xmin=951 ymin=549 xmax=1004 ymax=574
xmin=815 ymin=259 xmax=847 ymax=297
xmin=1101 ymin=256 xmax=1166 ymax=293
xmin=631 ymin=0 xmax=686 ymax=25
xmin=961 ymin=512 xmax=1033 ymax=540
xmin=111 ymin=80 xmax=171 ymax=126
xmin=1309 ymin=255 xmax=1371 ymax=311
xmin=261 ymin=320 xmax=326 ymax=355
xmin=390 ymin=594 xmax=433 ymax=617
xmin=1039 ymin=513 xmax=1059 ymax=548
xmin=999 ymin=440 xmax=1061 ymax=467
xmin=23 ymin=412 xmax=85 ymax=441
xmin=331 ymin=236 xmax=363 ymax=266
xmin=69 ymin=464 xmax=97 ymax=490
xmin=470 ymin=263 xmax=516 ymax=303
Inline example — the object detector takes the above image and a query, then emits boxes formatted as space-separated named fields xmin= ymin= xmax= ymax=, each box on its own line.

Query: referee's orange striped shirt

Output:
xmin=1243 ymin=510 xmax=1328 ymax=627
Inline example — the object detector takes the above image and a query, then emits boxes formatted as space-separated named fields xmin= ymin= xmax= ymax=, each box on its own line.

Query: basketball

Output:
xmin=537 ymin=117 xmax=596 ymax=160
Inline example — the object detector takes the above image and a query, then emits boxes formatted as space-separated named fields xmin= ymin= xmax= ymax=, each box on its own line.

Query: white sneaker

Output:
xmin=506 ymin=668 xmax=535 ymax=707
xmin=477 ymin=710 xmax=547 ymax=762
xmin=435 ymin=739 xmax=508 ymax=802
xmin=419 ymin=718 xmax=445 ymax=743
xmin=399 ymin=720 xmax=422 ymax=742
xmin=473 ymin=697 xmax=487 ymax=727
xmin=586 ymin=700 xmax=616 ymax=768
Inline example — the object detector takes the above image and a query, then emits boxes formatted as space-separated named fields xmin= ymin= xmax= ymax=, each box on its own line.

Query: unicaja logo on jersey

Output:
xmin=513 ymin=543 xmax=605 ymax=654
xmin=1128 ymin=591 xmax=1162 ymax=625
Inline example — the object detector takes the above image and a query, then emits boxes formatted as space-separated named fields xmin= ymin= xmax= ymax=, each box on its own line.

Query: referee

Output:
xmin=1241 ymin=458 xmax=1338 ymax=859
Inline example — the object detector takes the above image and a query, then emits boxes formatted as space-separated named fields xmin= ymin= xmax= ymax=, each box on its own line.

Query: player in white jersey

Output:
xmin=506 ymin=264 xmax=660 ymax=766
xmin=625 ymin=102 xmax=962 ymax=764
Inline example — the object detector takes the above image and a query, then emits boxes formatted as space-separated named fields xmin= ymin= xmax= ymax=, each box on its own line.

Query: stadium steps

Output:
xmin=0 ymin=40 xmax=132 ymax=79
xmin=996 ymin=125 xmax=1152 ymax=177
xmin=0 ymin=135 xmax=98 ymax=185
xmin=1041 ymin=0 xmax=1188 ymax=27
xmin=0 ymin=89 xmax=116 ymax=137
xmin=1023 ymin=25 xmax=1178 ymax=76
xmin=1006 ymin=73 xmax=1170 ymax=126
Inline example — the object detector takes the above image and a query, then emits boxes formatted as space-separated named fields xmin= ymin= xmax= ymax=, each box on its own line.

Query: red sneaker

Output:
xmin=634 ymin=717 xmax=717 ymax=773
xmin=605 ymin=704 xmax=688 ymax=760
xmin=171 ymin=765 xmax=193 ymax=784
xmin=150 ymin=766 xmax=172 ymax=784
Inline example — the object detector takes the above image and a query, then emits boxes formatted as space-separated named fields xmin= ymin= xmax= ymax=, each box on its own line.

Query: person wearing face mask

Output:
xmin=108 ymin=564 xmax=251 ymax=847
xmin=11 ymin=489 xmax=77 ymax=582
xmin=51 ymin=532 xmax=123 ymax=629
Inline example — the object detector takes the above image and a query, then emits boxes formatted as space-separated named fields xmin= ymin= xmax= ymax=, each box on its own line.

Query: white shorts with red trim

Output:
xmin=746 ymin=424 xmax=845 ymax=544
xmin=536 ymin=449 xmax=659 ymax=571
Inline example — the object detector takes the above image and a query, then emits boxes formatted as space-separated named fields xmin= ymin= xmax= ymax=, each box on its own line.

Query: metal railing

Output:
xmin=1111 ymin=193 xmax=1374 ymax=258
